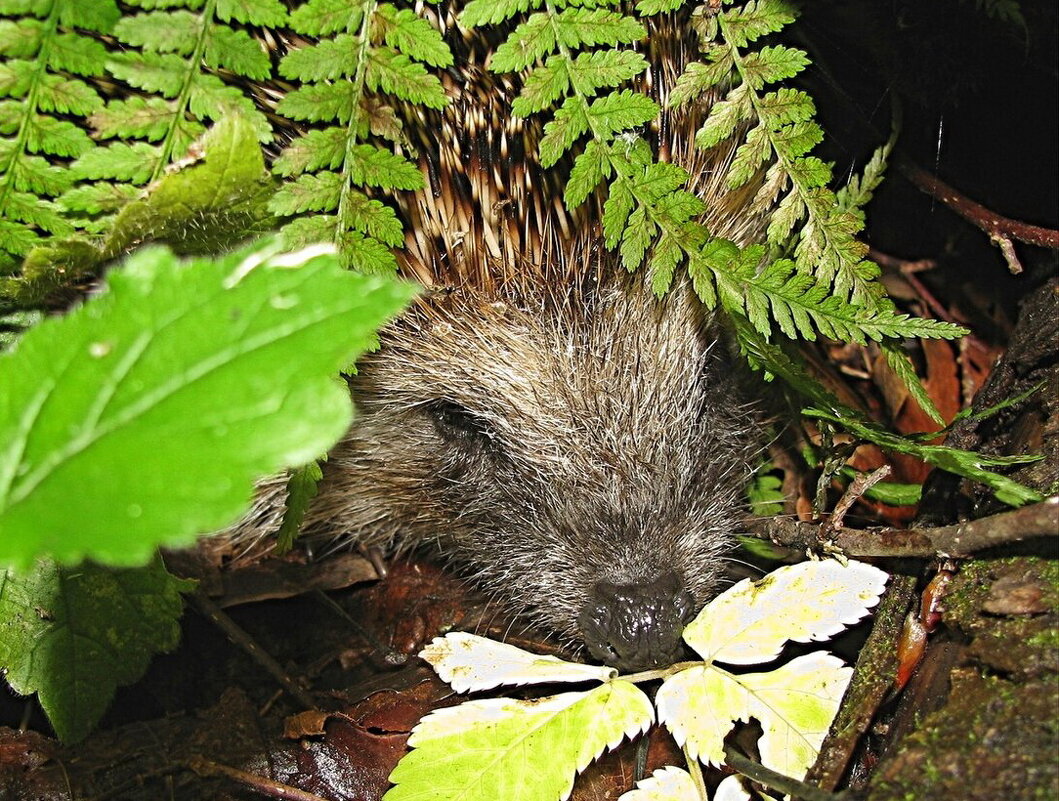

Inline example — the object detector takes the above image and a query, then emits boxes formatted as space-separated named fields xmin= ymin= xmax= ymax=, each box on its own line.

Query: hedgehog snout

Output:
xmin=577 ymin=570 xmax=695 ymax=671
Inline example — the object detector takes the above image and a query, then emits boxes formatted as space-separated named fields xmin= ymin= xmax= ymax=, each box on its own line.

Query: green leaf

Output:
xmin=0 ymin=559 xmax=192 ymax=742
xmin=378 ymin=6 xmax=453 ymax=68
xmin=272 ymin=128 xmax=348 ymax=177
xmin=277 ymin=82 xmax=360 ymax=124
xmin=693 ymin=85 xmax=751 ymax=149
xmin=459 ymin=0 xmax=536 ymax=28
xmin=552 ymin=8 xmax=645 ymax=49
xmin=512 ymin=56 xmax=570 ymax=117
xmin=35 ymin=75 xmax=103 ymax=116
xmin=269 ymin=171 xmax=342 ymax=216
xmin=339 ymin=229 xmax=400 ymax=273
xmin=739 ymin=44 xmax=809 ymax=89
xmin=0 ymin=237 xmax=416 ymax=569
xmin=567 ymin=49 xmax=648 ymax=98
xmin=102 ymin=115 xmax=276 ymax=257
xmin=586 ymin=89 xmax=658 ymax=139
xmin=366 ymin=47 xmax=448 ymax=109
xmin=215 ymin=0 xmax=287 ymax=26
xmin=71 ymin=141 xmax=161 ymax=185
xmin=288 ymin=0 xmax=362 ymax=36
xmin=279 ymin=33 xmax=359 ymax=82
xmin=719 ymin=0 xmax=796 ymax=48
xmin=491 ymin=13 xmax=554 ymax=72
xmin=114 ymin=10 xmax=200 ymax=55
xmin=89 ymin=96 xmax=184 ymax=143
xmin=205 ymin=25 xmax=271 ymax=81
xmin=346 ymin=144 xmax=423 ymax=190
xmin=276 ymin=460 xmax=323 ymax=552
xmin=668 ymin=52 xmax=735 ymax=108
xmin=564 ymin=139 xmax=609 ymax=207
xmin=343 ymin=191 xmax=405 ymax=246
xmin=107 ymin=51 xmax=186 ymax=97
xmin=385 ymin=681 xmax=653 ymax=801
xmin=881 ymin=341 xmax=945 ymax=426
xmin=539 ymin=96 xmax=589 ymax=168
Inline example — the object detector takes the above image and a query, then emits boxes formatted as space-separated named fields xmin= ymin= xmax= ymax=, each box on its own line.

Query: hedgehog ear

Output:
xmin=425 ymin=400 xmax=497 ymax=451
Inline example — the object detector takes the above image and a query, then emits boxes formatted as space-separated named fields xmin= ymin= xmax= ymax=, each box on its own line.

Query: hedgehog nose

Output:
xmin=577 ymin=571 xmax=695 ymax=671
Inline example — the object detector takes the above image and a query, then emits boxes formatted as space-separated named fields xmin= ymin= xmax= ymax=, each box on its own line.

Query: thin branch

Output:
xmin=187 ymin=757 xmax=333 ymax=801
xmin=190 ymin=592 xmax=317 ymax=710
xmin=746 ymin=496 xmax=1059 ymax=558
xmin=896 ymin=157 xmax=1059 ymax=274
xmin=723 ymin=745 xmax=850 ymax=801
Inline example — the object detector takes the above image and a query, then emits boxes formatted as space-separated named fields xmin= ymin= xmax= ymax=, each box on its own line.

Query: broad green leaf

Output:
xmin=682 ymin=559 xmax=888 ymax=665
xmin=0 ymin=559 xmax=192 ymax=742
xmin=0 ymin=237 xmax=416 ymax=568
xmin=420 ymin=632 xmax=616 ymax=693
xmin=385 ymin=681 xmax=653 ymax=801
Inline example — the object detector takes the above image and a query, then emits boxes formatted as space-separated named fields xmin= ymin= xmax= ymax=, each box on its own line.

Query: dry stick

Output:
xmin=190 ymin=592 xmax=317 ymax=710
xmin=187 ymin=757 xmax=333 ymax=801
xmin=897 ymin=157 xmax=1059 ymax=274
xmin=746 ymin=496 xmax=1059 ymax=558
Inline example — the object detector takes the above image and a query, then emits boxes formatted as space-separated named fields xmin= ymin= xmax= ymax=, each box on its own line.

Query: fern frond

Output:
xmin=674 ymin=0 xmax=887 ymax=308
xmin=271 ymin=0 xmax=450 ymax=273
xmin=0 ymin=0 xmax=117 ymax=267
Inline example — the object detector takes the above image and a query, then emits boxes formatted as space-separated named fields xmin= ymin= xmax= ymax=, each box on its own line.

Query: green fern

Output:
xmin=61 ymin=0 xmax=281 ymax=235
xmin=270 ymin=0 xmax=452 ymax=273
xmin=0 ymin=0 xmax=118 ymax=269
xmin=460 ymin=0 xmax=714 ymax=284
xmin=672 ymin=0 xmax=887 ymax=307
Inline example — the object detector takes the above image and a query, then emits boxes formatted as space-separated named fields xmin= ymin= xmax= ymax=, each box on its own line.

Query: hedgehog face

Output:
xmin=306 ymin=274 xmax=759 ymax=669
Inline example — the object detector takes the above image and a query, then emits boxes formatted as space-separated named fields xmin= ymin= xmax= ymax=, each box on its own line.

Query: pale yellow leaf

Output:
xmin=616 ymin=766 xmax=704 ymax=801
xmin=655 ymin=665 xmax=750 ymax=767
xmin=682 ymin=559 xmax=888 ymax=665
xmin=740 ymin=652 xmax=852 ymax=778
xmin=419 ymin=631 xmax=616 ymax=693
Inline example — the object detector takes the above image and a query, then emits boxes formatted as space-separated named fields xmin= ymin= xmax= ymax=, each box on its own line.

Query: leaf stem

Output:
xmin=335 ymin=0 xmax=379 ymax=251
xmin=683 ymin=746 xmax=710 ymax=801
xmin=152 ymin=0 xmax=219 ymax=180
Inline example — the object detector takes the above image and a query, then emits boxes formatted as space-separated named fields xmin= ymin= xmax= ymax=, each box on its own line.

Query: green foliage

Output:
xmin=0 ymin=558 xmax=192 ymax=742
xmin=2 ymin=115 xmax=276 ymax=309
xmin=92 ymin=0 xmax=277 ymax=174
xmin=0 ymin=0 xmax=119 ymax=270
xmin=729 ymin=311 xmax=1043 ymax=507
xmin=0 ymin=236 xmax=416 ymax=569
xmin=271 ymin=0 xmax=451 ymax=273
xmin=276 ymin=459 xmax=324 ymax=553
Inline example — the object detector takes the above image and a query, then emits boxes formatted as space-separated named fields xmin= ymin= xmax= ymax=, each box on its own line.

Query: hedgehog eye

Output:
xmin=426 ymin=399 xmax=497 ymax=451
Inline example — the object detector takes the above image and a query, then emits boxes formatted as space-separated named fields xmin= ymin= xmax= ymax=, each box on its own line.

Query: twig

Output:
xmin=828 ymin=466 xmax=892 ymax=532
xmin=190 ymin=592 xmax=317 ymax=710
xmin=723 ymin=745 xmax=849 ymax=801
xmin=187 ymin=756 xmax=333 ymax=801
xmin=897 ymin=157 xmax=1059 ymax=274
xmin=746 ymin=497 xmax=1058 ymax=558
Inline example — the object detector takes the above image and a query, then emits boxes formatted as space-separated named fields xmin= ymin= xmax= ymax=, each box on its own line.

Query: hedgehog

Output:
xmin=232 ymin=11 xmax=765 ymax=671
